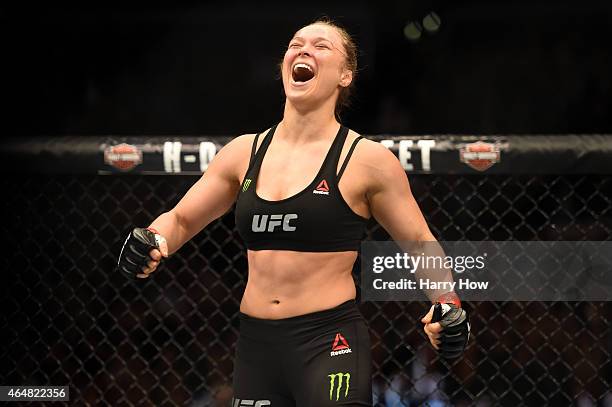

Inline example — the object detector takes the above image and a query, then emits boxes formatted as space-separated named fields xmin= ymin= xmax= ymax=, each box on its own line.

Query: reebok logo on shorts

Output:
xmin=313 ymin=179 xmax=330 ymax=195
xmin=330 ymin=333 xmax=352 ymax=357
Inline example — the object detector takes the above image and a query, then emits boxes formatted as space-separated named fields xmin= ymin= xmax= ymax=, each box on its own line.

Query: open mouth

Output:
xmin=292 ymin=63 xmax=315 ymax=83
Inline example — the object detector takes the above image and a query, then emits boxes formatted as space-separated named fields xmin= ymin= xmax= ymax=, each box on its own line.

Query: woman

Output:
xmin=118 ymin=19 xmax=469 ymax=406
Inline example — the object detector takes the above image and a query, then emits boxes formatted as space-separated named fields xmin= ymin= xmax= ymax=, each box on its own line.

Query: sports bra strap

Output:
xmin=248 ymin=132 xmax=261 ymax=169
xmin=337 ymin=136 xmax=364 ymax=180
xmin=249 ymin=125 xmax=278 ymax=174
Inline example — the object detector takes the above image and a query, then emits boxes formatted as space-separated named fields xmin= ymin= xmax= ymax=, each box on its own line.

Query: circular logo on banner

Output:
xmin=460 ymin=141 xmax=500 ymax=171
xmin=104 ymin=143 xmax=143 ymax=171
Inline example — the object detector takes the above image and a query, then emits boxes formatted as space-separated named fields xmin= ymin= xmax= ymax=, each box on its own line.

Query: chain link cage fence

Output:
xmin=1 ymin=137 xmax=612 ymax=406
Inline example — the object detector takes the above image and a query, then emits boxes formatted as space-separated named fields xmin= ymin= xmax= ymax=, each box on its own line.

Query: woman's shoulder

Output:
xmin=345 ymin=128 xmax=396 ymax=163
xmin=341 ymin=130 xmax=406 ymax=193
xmin=209 ymin=128 xmax=274 ymax=178
xmin=223 ymin=126 xmax=274 ymax=155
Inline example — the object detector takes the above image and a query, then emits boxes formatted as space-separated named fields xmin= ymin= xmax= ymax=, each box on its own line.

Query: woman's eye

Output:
xmin=289 ymin=43 xmax=301 ymax=49
xmin=316 ymin=44 xmax=330 ymax=49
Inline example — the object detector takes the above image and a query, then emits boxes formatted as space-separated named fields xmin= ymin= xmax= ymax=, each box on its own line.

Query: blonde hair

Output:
xmin=310 ymin=17 xmax=358 ymax=119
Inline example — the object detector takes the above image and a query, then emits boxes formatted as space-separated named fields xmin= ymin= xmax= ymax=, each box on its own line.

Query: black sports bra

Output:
xmin=235 ymin=124 xmax=368 ymax=252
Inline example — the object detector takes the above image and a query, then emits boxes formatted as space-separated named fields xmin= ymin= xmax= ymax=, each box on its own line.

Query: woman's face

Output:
xmin=281 ymin=23 xmax=352 ymax=110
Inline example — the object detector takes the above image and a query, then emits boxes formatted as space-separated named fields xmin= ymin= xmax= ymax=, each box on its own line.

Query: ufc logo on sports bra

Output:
xmin=252 ymin=214 xmax=298 ymax=232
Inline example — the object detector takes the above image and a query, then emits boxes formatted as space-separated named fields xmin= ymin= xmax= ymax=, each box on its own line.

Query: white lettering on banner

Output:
xmin=199 ymin=142 xmax=216 ymax=172
xmin=380 ymin=139 xmax=436 ymax=171
xmin=417 ymin=140 xmax=435 ymax=171
xmin=162 ymin=139 xmax=436 ymax=174
xmin=163 ymin=141 xmax=216 ymax=173
xmin=380 ymin=140 xmax=395 ymax=149
xmin=163 ymin=141 xmax=182 ymax=173
xmin=461 ymin=152 xmax=498 ymax=160
xmin=399 ymin=140 xmax=413 ymax=171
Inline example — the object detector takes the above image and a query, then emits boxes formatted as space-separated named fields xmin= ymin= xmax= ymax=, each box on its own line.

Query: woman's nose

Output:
xmin=298 ymin=47 xmax=312 ymax=57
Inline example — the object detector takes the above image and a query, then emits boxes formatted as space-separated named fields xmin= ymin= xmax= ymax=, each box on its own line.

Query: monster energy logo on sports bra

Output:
xmin=242 ymin=179 xmax=252 ymax=192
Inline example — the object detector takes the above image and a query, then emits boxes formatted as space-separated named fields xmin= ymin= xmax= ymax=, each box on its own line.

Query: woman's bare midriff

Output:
xmin=239 ymin=249 xmax=358 ymax=319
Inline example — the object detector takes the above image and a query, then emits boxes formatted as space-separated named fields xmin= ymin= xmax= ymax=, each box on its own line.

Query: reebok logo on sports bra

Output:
xmin=252 ymin=214 xmax=298 ymax=232
xmin=313 ymin=179 xmax=330 ymax=195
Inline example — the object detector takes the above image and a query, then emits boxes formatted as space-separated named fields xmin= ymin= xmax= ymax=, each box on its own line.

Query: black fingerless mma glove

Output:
xmin=117 ymin=227 xmax=163 ymax=280
xmin=431 ymin=302 xmax=471 ymax=359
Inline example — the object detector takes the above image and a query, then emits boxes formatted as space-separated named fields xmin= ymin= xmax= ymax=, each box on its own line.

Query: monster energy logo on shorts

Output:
xmin=242 ymin=179 xmax=252 ymax=192
xmin=328 ymin=372 xmax=350 ymax=401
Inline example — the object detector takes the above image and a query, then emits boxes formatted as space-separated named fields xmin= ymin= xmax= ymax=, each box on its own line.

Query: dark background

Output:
xmin=3 ymin=0 xmax=612 ymax=137
xmin=2 ymin=2 xmax=612 ymax=405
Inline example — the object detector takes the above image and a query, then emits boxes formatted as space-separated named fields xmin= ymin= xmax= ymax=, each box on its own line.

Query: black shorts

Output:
xmin=232 ymin=300 xmax=372 ymax=407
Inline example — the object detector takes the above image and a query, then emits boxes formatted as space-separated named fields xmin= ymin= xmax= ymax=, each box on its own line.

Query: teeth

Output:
xmin=293 ymin=63 xmax=313 ymax=72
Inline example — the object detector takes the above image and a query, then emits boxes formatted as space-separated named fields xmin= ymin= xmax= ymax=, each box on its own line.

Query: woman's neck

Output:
xmin=279 ymin=99 xmax=340 ymax=143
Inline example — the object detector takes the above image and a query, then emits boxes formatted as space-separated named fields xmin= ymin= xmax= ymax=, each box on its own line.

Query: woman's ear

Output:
xmin=340 ymin=70 xmax=353 ymax=88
